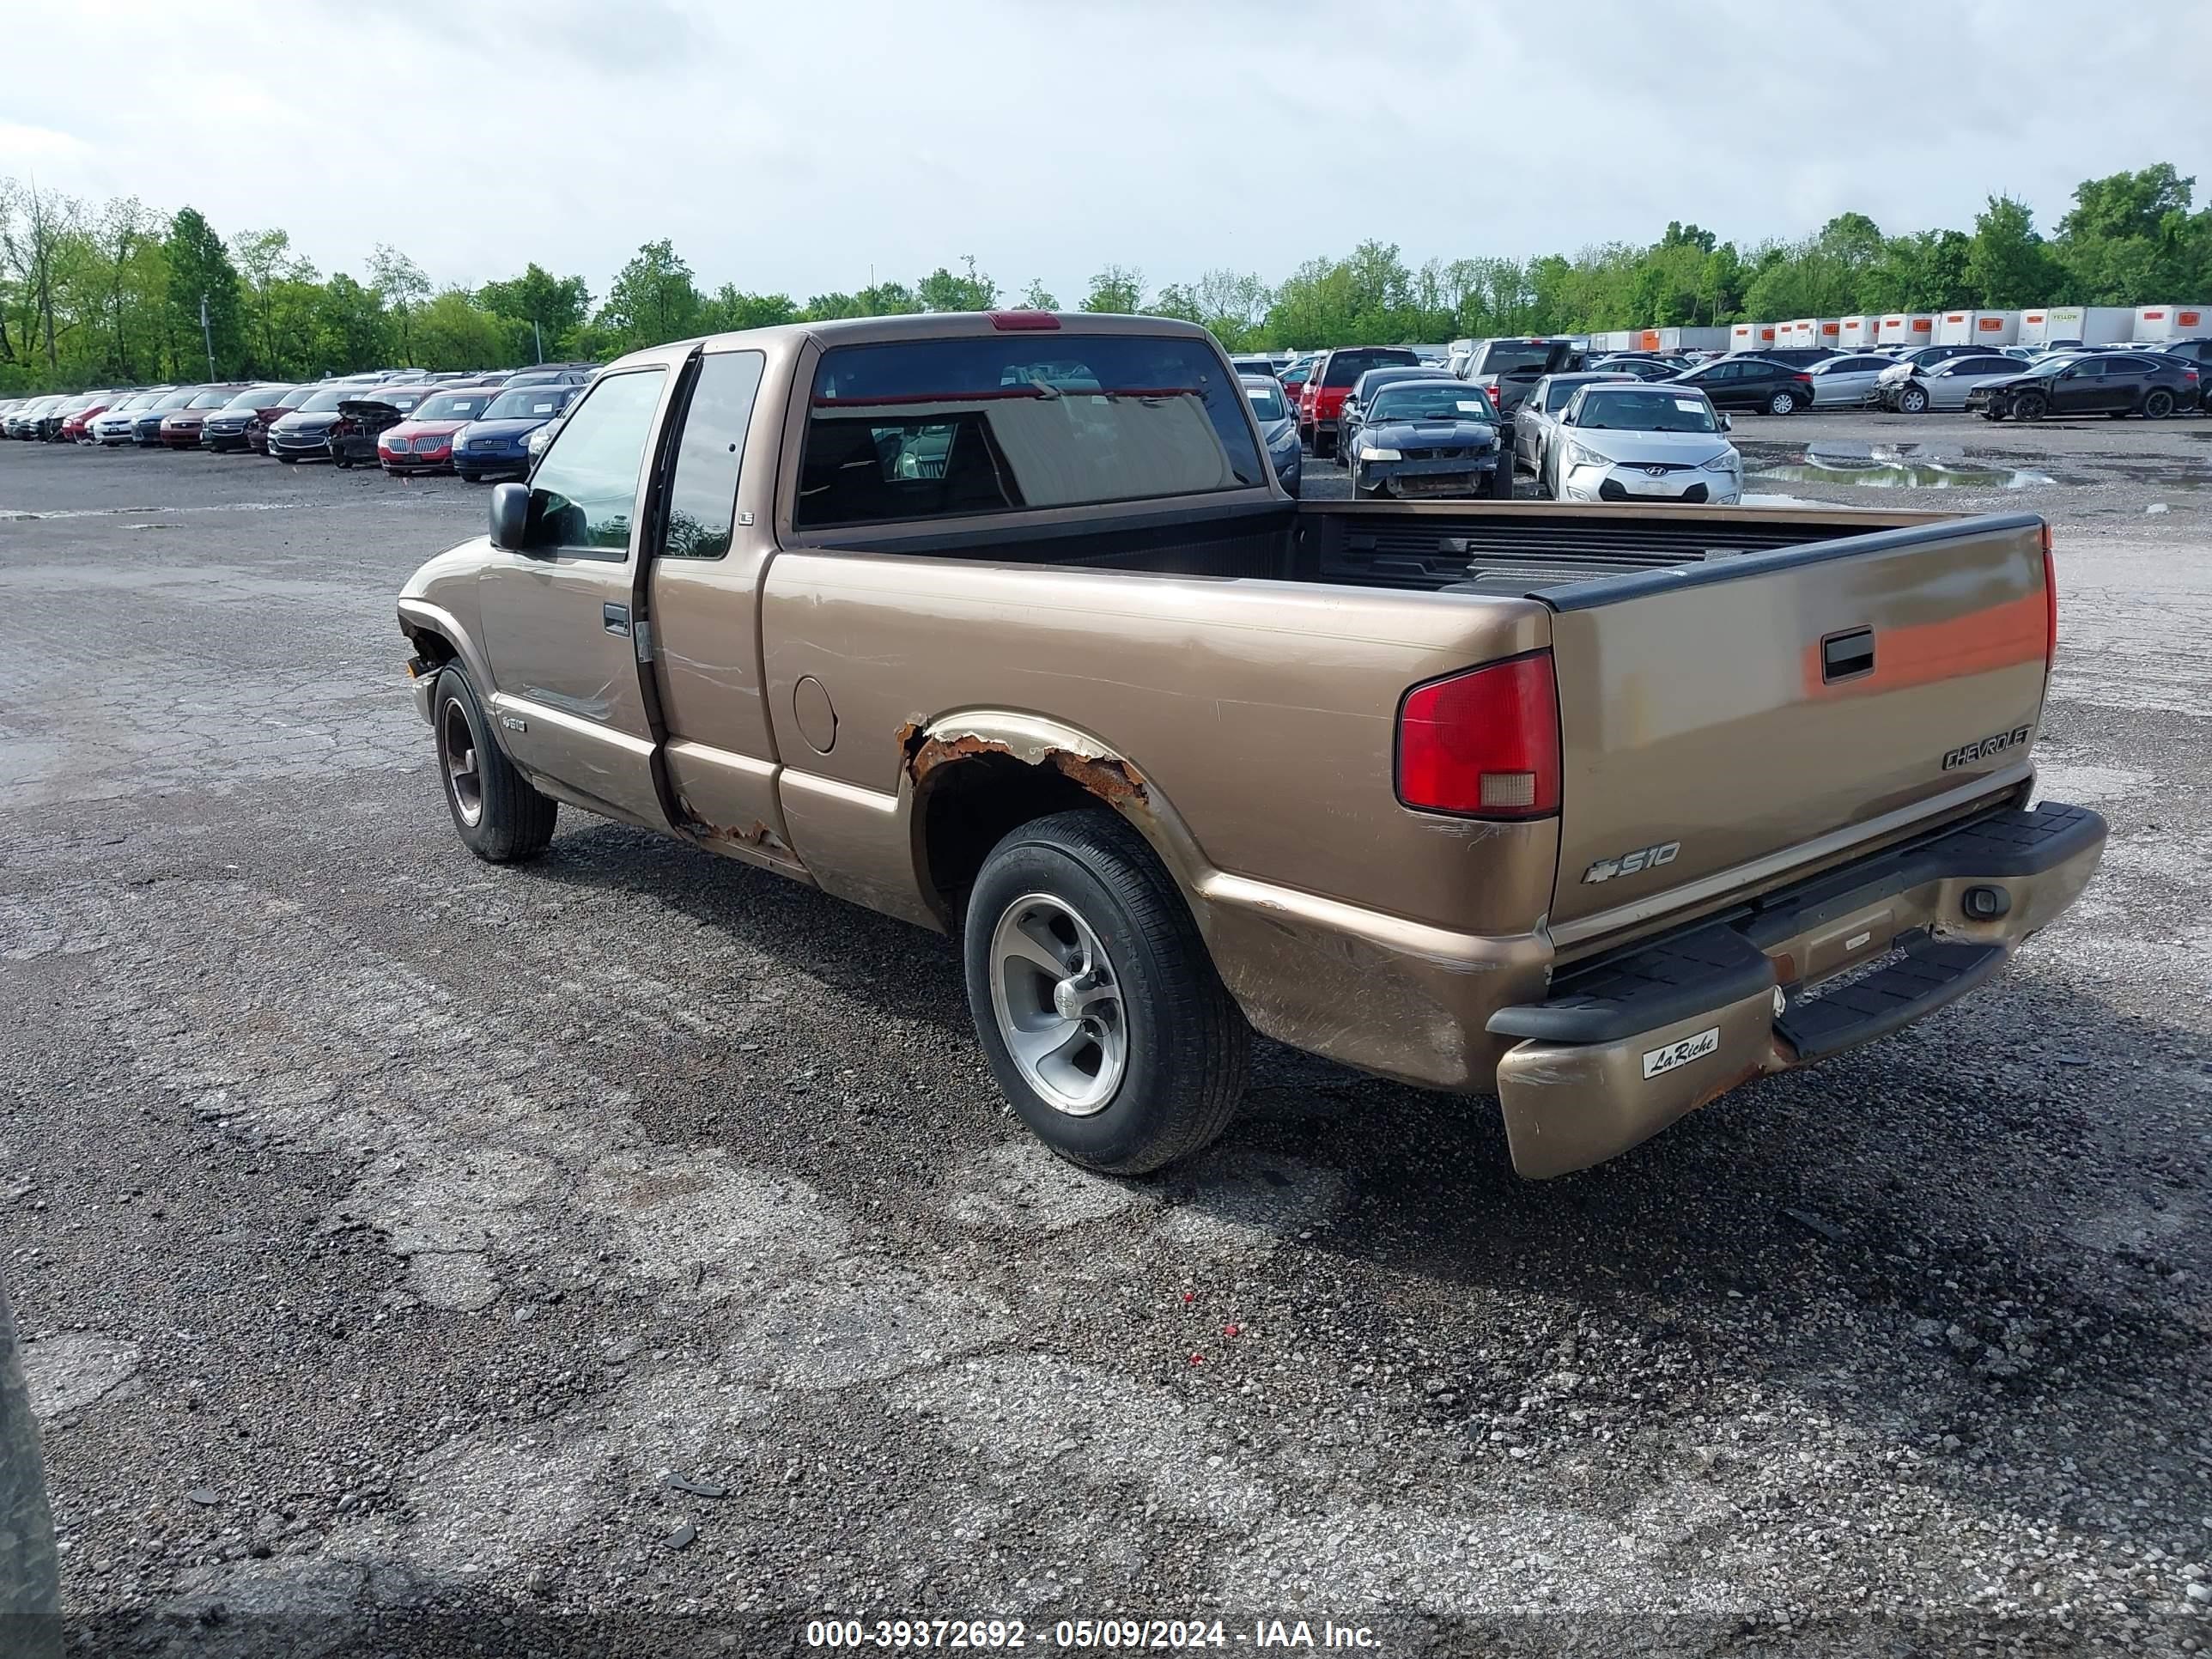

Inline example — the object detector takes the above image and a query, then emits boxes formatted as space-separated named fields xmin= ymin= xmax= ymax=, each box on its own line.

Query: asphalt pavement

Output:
xmin=2 ymin=428 xmax=2209 ymax=1657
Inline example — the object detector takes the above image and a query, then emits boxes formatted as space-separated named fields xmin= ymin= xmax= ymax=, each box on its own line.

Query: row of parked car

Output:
xmin=1236 ymin=351 xmax=1745 ymax=507
xmin=0 ymin=365 xmax=596 ymax=479
xmin=1224 ymin=330 xmax=2209 ymax=506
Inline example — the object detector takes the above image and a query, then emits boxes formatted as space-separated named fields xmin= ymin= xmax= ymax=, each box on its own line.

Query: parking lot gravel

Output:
xmin=3 ymin=425 xmax=2209 ymax=1657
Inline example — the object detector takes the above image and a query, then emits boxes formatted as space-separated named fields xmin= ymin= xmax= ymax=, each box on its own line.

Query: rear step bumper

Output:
xmin=1486 ymin=802 xmax=2106 ymax=1178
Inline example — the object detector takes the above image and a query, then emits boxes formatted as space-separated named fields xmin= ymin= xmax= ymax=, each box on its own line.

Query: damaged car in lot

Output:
xmin=1545 ymin=381 xmax=1742 ymax=504
xmin=269 ymin=383 xmax=429 ymax=463
xmin=397 ymin=311 xmax=2102 ymax=1182
xmin=1346 ymin=377 xmax=1511 ymax=498
xmin=1967 ymin=350 xmax=2197 ymax=421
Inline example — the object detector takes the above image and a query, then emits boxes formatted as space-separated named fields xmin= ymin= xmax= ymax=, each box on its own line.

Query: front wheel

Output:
xmin=1765 ymin=390 xmax=1796 ymax=416
xmin=1896 ymin=386 xmax=1929 ymax=414
xmin=276 ymin=453 xmax=296 ymax=464
xmin=458 ymin=470 xmax=480 ymax=483
xmin=963 ymin=810 xmax=1249 ymax=1175
xmin=2144 ymin=389 xmax=2176 ymax=419
xmin=431 ymin=667 xmax=558 ymax=863
xmin=1484 ymin=457 xmax=1514 ymax=499
xmin=2013 ymin=391 xmax=2046 ymax=422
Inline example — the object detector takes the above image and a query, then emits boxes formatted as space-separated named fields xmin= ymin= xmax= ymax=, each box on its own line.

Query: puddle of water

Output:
xmin=1750 ymin=441 xmax=2055 ymax=490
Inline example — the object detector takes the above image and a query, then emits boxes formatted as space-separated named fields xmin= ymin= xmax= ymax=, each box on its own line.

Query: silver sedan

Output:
xmin=1804 ymin=353 xmax=1893 ymax=407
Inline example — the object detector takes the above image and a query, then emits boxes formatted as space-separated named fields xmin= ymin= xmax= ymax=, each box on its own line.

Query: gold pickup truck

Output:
xmin=398 ymin=313 xmax=2105 ymax=1180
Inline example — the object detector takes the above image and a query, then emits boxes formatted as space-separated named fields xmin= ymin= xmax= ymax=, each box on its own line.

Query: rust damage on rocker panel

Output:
xmin=895 ymin=721 xmax=1151 ymax=809
xmin=678 ymin=798 xmax=790 ymax=855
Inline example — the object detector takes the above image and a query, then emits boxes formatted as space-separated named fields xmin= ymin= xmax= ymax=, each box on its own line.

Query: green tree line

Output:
xmin=6 ymin=162 xmax=2209 ymax=393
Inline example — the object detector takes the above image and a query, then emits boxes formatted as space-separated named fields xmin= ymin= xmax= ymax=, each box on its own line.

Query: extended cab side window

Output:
xmin=659 ymin=350 xmax=766 ymax=559
xmin=522 ymin=368 xmax=668 ymax=557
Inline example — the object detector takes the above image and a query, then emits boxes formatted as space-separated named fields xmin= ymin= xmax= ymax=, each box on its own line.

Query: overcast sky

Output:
xmin=9 ymin=0 xmax=2211 ymax=306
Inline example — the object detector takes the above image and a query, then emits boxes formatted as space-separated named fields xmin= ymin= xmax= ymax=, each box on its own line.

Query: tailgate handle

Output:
xmin=1821 ymin=627 xmax=1875 ymax=683
xmin=602 ymin=602 xmax=631 ymax=637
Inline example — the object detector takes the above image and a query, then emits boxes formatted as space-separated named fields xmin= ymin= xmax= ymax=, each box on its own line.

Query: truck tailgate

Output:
xmin=1545 ymin=514 xmax=2052 ymax=938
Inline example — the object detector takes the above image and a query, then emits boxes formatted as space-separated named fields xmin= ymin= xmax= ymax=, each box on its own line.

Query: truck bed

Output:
xmin=814 ymin=497 xmax=1960 ymax=601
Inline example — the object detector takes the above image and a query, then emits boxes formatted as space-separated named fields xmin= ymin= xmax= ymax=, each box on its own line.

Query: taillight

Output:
xmin=987 ymin=310 xmax=1059 ymax=331
xmin=1396 ymin=653 xmax=1561 ymax=819
xmin=2041 ymin=524 xmax=2057 ymax=666
xmin=1794 ymin=372 xmax=1813 ymax=384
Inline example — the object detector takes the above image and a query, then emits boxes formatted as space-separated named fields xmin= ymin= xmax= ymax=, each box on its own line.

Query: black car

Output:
xmin=1668 ymin=356 xmax=1814 ymax=415
xmin=1344 ymin=378 xmax=1510 ymax=500
xmin=1968 ymin=351 xmax=2199 ymax=422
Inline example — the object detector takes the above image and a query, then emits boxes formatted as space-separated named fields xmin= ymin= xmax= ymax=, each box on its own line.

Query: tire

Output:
xmin=1980 ymin=399 xmax=2008 ymax=422
xmin=963 ymin=809 xmax=1249 ymax=1175
xmin=1765 ymin=390 xmax=1795 ymax=416
xmin=431 ymin=666 xmax=557 ymax=863
xmin=1896 ymin=386 xmax=1929 ymax=415
xmin=276 ymin=453 xmax=296 ymax=463
xmin=0 ymin=1279 xmax=62 ymax=1659
xmin=1316 ymin=432 xmax=1335 ymax=460
xmin=2144 ymin=389 xmax=2175 ymax=419
xmin=1485 ymin=456 xmax=1514 ymax=499
xmin=458 ymin=470 xmax=480 ymax=483
xmin=2106 ymin=410 xmax=2130 ymax=420
xmin=2013 ymin=392 xmax=2046 ymax=422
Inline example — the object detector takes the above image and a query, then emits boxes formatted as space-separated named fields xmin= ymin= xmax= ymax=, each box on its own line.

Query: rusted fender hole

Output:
xmin=896 ymin=723 xmax=1148 ymax=808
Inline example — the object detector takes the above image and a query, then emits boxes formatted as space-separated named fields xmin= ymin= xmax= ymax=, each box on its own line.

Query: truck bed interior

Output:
xmin=817 ymin=499 xmax=1950 ymax=602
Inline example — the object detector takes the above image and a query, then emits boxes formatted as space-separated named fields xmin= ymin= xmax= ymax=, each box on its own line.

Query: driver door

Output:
xmin=476 ymin=362 xmax=681 ymax=829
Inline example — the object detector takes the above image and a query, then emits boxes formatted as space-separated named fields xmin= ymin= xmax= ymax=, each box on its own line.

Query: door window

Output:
xmin=659 ymin=351 xmax=765 ymax=560
xmin=523 ymin=368 xmax=668 ymax=556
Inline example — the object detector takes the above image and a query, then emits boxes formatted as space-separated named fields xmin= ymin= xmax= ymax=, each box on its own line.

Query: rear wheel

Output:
xmin=432 ymin=667 xmax=558 ymax=863
xmin=963 ymin=810 xmax=1248 ymax=1175
xmin=1765 ymin=390 xmax=1796 ymax=416
xmin=2144 ymin=388 xmax=2176 ymax=419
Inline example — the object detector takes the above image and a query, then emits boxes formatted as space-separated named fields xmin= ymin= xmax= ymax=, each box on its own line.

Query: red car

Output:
xmin=159 ymin=383 xmax=252 ymax=447
xmin=58 ymin=392 xmax=129 ymax=443
xmin=375 ymin=385 xmax=502 ymax=475
xmin=1296 ymin=347 xmax=1419 ymax=458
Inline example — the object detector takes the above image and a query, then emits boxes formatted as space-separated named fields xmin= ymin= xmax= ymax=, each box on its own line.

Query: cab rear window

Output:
xmin=795 ymin=335 xmax=1265 ymax=530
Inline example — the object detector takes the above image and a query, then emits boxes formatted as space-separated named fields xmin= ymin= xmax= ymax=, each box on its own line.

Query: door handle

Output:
xmin=602 ymin=602 xmax=631 ymax=637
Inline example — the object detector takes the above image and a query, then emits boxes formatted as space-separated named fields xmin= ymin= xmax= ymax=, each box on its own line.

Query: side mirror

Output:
xmin=489 ymin=481 xmax=531 ymax=551
xmin=1718 ymin=413 xmax=1733 ymax=430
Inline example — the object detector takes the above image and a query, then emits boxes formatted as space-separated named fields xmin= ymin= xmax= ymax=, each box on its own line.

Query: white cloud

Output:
xmin=9 ymin=0 xmax=2211 ymax=306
